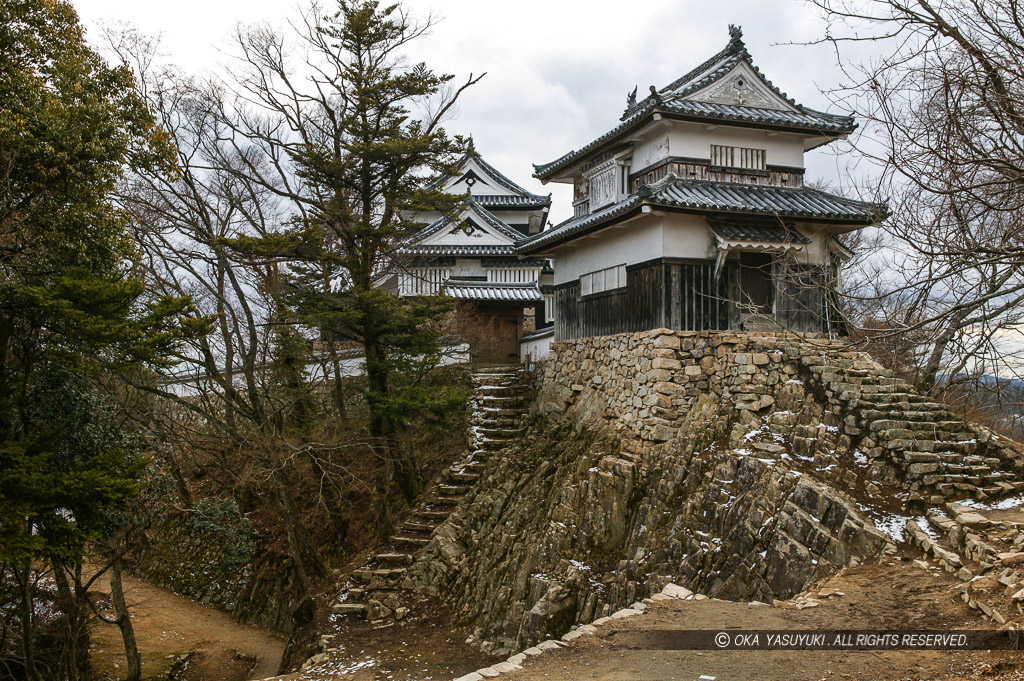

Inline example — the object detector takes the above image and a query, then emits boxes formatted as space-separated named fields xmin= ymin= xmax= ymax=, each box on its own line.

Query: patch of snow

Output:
xmin=959 ymin=493 xmax=1024 ymax=511
xmin=873 ymin=513 xmax=913 ymax=542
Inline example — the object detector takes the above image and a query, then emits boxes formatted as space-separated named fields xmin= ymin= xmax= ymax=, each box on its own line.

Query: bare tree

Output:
xmin=812 ymin=0 xmax=1024 ymax=405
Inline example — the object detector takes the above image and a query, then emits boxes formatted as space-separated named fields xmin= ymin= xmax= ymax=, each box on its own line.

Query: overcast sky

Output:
xmin=70 ymin=0 xmax=880 ymax=223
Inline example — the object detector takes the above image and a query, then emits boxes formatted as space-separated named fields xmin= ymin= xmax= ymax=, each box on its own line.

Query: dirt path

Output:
xmin=480 ymin=561 xmax=1024 ymax=681
xmin=90 ymin=572 xmax=286 ymax=681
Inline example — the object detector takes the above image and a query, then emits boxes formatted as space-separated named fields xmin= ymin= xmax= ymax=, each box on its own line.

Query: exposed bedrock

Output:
xmin=407 ymin=331 xmax=1019 ymax=652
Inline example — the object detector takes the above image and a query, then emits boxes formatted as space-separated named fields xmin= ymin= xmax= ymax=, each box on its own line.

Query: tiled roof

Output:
xmin=520 ymin=327 xmax=554 ymax=342
xmin=516 ymin=196 xmax=644 ymax=254
xmin=516 ymin=177 xmax=883 ymax=255
xmin=661 ymin=100 xmax=853 ymax=133
xmin=399 ymin=244 xmax=515 ymax=257
xmin=402 ymin=202 xmax=523 ymax=250
xmin=443 ymin=280 xmax=544 ymax=302
xmin=480 ymin=258 xmax=547 ymax=268
xmin=649 ymin=178 xmax=882 ymax=221
xmin=473 ymin=154 xmax=550 ymax=202
xmin=533 ymin=27 xmax=855 ymax=181
xmin=471 ymin=195 xmax=551 ymax=209
xmin=623 ymin=25 xmax=804 ymax=119
xmin=430 ymin=146 xmax=549 ymax=202
xmin=708 ymin=218 xmax=811 ymax=244
xmin=532 ymin=101 xmax=852 ymax=180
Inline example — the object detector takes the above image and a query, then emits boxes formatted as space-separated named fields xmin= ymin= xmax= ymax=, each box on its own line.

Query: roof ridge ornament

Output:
xmin=626 ymin=85 xmax=638 ymax=108
xmin=728 ymin=24 xmax=744 ymax=50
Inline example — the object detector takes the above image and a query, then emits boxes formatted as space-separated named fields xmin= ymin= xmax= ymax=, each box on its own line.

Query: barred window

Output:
xmin=580 ymin=264 xmax=626 ymax=296
xmin=710 ymin=144 xmax=766 ymax=170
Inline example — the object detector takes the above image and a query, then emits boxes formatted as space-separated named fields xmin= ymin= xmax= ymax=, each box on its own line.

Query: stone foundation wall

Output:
xmin=406 ymin=329 xmax=1024 ymax=653
xmin=536 ymin=329 xmax=848 ymax=457
xmin=407 ymin=330 xmax=902 ymax=653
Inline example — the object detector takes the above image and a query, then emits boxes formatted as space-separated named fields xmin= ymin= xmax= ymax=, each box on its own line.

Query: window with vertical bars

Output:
xmin=710 ymin=145 xmax=766 ymax=170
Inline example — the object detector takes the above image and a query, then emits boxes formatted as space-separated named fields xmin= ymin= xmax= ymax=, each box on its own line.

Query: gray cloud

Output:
xmin=72 ymin=0 xmax=883 ymax=223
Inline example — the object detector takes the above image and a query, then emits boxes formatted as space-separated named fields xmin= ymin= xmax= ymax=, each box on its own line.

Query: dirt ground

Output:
xmin=488 ymin=561 xmax=1024 ymax=681
xmin=287 ymin=596 xmax=502 ymax=681
xmin=89 ymin=572 xmax=286 ymax=681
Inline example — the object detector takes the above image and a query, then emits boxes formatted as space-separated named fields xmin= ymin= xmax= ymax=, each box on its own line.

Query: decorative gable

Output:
xmin=684 ymin=61 xmax=796 ymax=111
xmin=418 ymin=205 xmax=520 ymax=248
xmin=441 ymin=158 xmax=518 ymax=197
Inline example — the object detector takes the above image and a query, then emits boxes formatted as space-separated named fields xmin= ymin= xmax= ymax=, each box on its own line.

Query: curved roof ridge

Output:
xmin=428 ymin=146 xmax=549 ymax=202
xmin=469 ymin=202 xmax=529 ymax=241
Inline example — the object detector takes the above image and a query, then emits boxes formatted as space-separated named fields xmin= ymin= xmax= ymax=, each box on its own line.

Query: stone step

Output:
xmin=470 ymin=376 xmax=519 ymax=387
xmin=437 ymin=484 xmax=470 ymax=496
xmin=445 ymin=470 xmax=480 ymax=484
xmin=332 ymin=603 xmax=367 ymax=616
xmin=423 ymin=496 xmax=460 ymax=508
xmin=477 ymin=425 xmax=525 ymax=436
xmin=402 ymin=521 xmax=437 ymax=534
xmin=830 ymin=382 xmax=893 ymax=394
xmin=475 ymin=386 xmax=529 ymax=397
xmin=457 ymin=460 xmax=488 ymax=471
xmin=471 ymin=417 xmax=522 ymax=429
xmin=353 ymin=568 xmax=407 ymax=582
xmin=391 ymin=535 xmax=431 ymax=547
xmin=474 ymin=394 xmax=529 ymax=403
xmin=885 ymin=437 xmax=978 ymax=453
xmin=868 ymin=420 xmax=968 ymax=433
xmin=861 ymin=409 xmax=955 ymax=422
xmin=374 ymin=552 xmax=414 ymax=565
xmin=475 ymin=406 xmax=523 ymax=416
xmin=854 ymin=392 xmax=933 ymax=405
xmin=414 ymin=509 xmax=451 ymax=521
xmin=479 ymin=439 xmax=514 ymax=450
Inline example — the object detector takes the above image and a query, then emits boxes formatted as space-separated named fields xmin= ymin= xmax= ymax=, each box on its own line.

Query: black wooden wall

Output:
xmin=555 ymin=257 xmax=830 ymax=340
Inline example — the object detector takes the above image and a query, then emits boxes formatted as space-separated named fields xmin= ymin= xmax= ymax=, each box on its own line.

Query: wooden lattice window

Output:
xmin=710 ymin=144 xmax=766 ymax=170
xmin=580 ymin=264 xmax=626 ymax=296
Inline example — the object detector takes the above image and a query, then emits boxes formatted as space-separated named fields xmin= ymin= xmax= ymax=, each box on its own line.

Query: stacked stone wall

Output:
xmin=405 ymin=329 xmax=1024 ymax=653
xmin=537 ymin=328 xmax=1024 ymax=501
xmin=408 ymin=330 xmax=904 ymax=652
xmin=537 ymin=330 xmax=842 ymax=456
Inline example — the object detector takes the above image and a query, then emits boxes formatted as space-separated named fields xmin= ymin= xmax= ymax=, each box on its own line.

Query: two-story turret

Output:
xmin=518 ymin=26 xmax=885 ymax=340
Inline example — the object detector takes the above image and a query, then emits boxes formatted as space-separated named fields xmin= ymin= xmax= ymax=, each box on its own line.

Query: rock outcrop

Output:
xmin=403 ymin=330 xmax=1023 ymax=653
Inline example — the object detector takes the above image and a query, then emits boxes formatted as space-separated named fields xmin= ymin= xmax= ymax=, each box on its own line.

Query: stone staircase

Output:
xmin=906 ymin=502 xmax=1024 ymax=624
xmin=798 ymin=350 xmax=1024 ymax=504
xmin=330 ymin=366 xmax=530 ymax=622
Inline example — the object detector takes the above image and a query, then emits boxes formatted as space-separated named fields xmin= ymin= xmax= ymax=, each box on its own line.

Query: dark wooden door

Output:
xmin=738 ymin=252 xmax=774 ymax=314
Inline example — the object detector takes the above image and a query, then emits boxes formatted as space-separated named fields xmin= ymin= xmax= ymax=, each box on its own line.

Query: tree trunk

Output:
xmin=109 ymin=558 xmax=141 ymax=681
xmin=328 ymin=343 xmax=347 ymax=418
xmin=272 ymin=478 xmax=327 ymax=595
xmin=52 ymin=565 xmax=91 ymax=681
xmin=919 ymin=307 xmax=972 ymax=393
xmin=14 ymin=561 xmax=42 ymax=681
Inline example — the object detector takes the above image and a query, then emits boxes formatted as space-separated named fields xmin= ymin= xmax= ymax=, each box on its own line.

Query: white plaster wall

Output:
xmin=668 ymin=123 xmax=806 ymax=168
xmin=660 ymin=213 xmax=716 ymax=259
xmin=633 ymin=132 xmax=671 ymax=171
xmin=519 ymin=332 xmax=552 ymax=363
xmin=448 ymin=259 xmax=487 ymax=278
xmin=551 ymin=218 xmax=663 ymax=285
